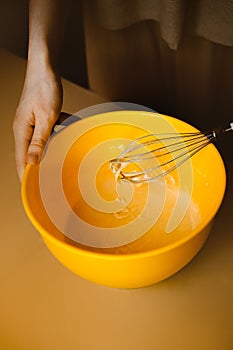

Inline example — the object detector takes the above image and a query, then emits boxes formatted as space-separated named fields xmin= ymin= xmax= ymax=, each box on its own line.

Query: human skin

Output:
xmin=13 ymin=0 xmax=71 ymax=181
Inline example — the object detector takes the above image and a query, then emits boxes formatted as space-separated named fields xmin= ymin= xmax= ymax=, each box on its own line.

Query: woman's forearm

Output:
xmin=28 ymin=0 xmax=72 ymax=70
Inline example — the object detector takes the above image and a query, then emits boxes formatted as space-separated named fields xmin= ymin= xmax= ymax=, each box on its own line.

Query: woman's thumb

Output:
xmin=26 ymin=122 xmax=53 ymax=165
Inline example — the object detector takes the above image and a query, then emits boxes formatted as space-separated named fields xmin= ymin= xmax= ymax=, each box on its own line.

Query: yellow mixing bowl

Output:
xmin=21 ymin=111 xmax=226 ymax=288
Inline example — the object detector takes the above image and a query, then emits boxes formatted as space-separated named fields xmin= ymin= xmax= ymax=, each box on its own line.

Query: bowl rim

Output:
xmin=21 ymin=111 xmax=227 ymax=260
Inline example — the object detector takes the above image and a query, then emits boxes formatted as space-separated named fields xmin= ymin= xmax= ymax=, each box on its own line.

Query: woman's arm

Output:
xmin=13 ymin=0 xmax=71 ymax=181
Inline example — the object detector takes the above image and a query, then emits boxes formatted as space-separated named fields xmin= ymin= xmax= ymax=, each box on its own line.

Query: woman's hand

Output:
xmin=13 ymin=62 xmax=63 ymax=181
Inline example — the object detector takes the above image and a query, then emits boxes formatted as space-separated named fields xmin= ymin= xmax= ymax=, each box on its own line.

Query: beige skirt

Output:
xmin=83 ymin=4 xmax=233 ymax=158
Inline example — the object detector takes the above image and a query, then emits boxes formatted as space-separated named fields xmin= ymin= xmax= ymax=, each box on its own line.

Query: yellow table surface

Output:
xmin=0 ymin=49 xmax=233 ymax=350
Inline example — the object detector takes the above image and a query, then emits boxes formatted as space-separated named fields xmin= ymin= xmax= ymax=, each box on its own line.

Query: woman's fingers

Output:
xmin=13 ymin=114 xmax=34 ymax=181
xmin=26 ymin=113 xmax=57 ymax=164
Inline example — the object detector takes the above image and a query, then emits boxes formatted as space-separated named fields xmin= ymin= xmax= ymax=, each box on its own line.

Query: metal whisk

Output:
xmin=110 ymin=122 xmax=233 ymax=183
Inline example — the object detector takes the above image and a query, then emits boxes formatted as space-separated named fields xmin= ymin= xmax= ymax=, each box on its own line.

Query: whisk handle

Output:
xmin=211 ymin=122 xmax=233 ymax=140
xmin=224 ymin=122 xmax=233 ymax=133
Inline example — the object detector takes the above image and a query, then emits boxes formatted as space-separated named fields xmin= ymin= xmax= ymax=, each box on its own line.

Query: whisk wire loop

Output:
xmin=111 ymin=122 xmax=232 ymax=183
xmin=120 ymin=136 xmax=212 ymax=183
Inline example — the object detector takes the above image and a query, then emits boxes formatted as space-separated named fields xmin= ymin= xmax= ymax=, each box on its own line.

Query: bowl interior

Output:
xmin=22 ymin=111 xmax=226 ymax=255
